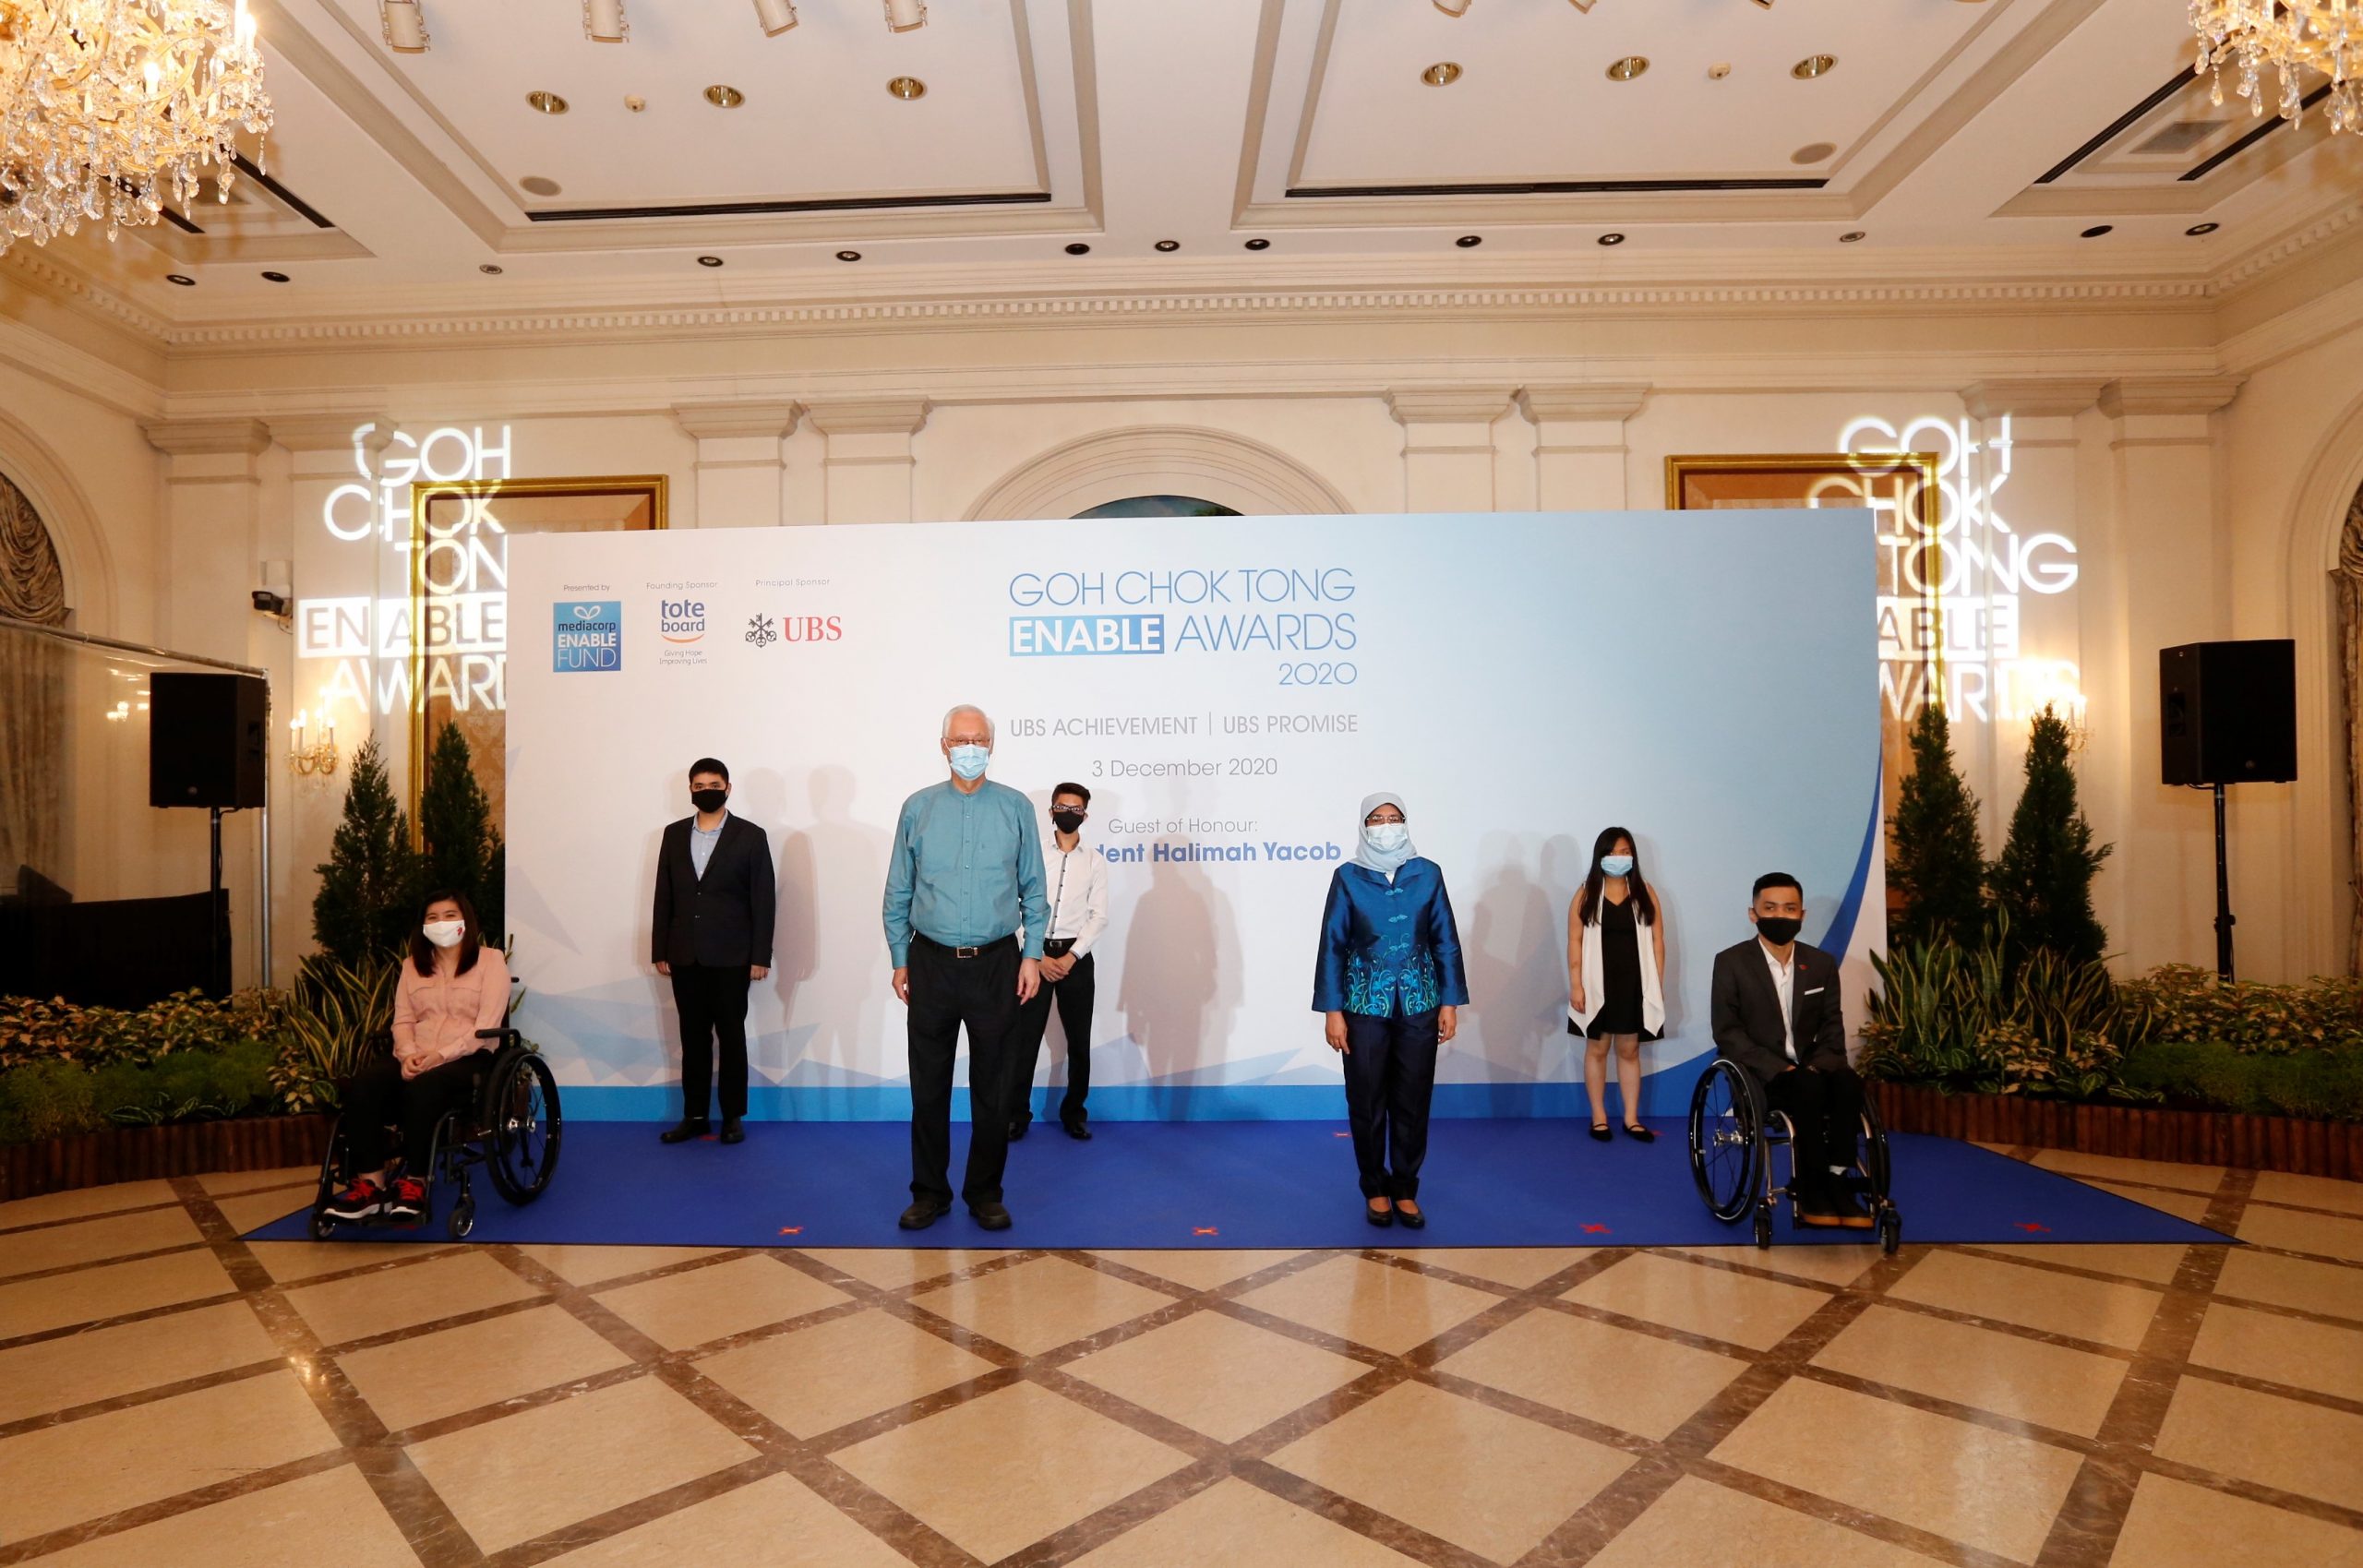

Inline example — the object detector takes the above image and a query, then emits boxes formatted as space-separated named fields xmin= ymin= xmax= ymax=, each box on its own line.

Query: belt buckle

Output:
xmin=954 ymin=944 xmax=981 ymax=958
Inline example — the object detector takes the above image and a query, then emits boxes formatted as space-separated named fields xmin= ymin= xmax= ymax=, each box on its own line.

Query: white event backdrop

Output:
xmin=505 ymin=511 xmax=1882 ymax=1120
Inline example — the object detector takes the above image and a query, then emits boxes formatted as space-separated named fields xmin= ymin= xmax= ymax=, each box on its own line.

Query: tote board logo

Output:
xmin=658 ymin=598 xmax=707 ymax=643
xmin=554 ymin=601 xmax=622 ymax=672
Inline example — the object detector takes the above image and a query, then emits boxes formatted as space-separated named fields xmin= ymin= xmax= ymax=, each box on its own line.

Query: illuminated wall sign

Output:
xmin=297 ymin=424 xmax=514 ymax=719
xmin=1840 ymin=414 xmax=2082 ymax=724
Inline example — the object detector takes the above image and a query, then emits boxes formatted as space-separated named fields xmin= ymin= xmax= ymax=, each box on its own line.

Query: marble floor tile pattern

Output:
xmin=0 ymin=1153 xmax=2358 ymax=1566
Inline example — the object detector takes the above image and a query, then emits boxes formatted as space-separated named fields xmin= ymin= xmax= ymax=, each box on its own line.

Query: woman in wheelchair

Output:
xmin=323 ymin=889 xmax=510 ymax=1224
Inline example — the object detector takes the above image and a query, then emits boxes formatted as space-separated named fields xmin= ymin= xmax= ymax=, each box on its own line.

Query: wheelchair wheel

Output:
xmin=1688 ymin=1059 xmax=1762 ymax=1224
xmin=307 ymin=1116 xmax=352 ymax=1240
xmin=1753 ymin=1205 xmax=1774 ymax=1249
xmin=448 ymin=1195 xmax=476 ymax=1239
xmin=484 ymin=1049 xmax=562 ymax=1205
xmin=1878 ymin=1208 xmax=1901 ymax=1254
xmin=1858 ymin=1093 xmax=1892 ymax=1203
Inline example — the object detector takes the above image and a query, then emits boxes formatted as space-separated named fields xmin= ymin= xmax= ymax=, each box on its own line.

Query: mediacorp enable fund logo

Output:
xmin=554 ymin=600 xmax=622 ymax=672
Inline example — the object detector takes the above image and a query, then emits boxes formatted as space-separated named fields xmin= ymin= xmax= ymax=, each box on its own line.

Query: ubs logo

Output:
xmin=658 ymin=597 xmax=706 ymax=644
xmin=781 ymin=615 xmax=843 ymax=644
xmin=745 ymin=614 xmax=778 ymax=649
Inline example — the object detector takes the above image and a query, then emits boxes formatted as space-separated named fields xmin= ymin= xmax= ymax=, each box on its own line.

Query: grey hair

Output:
xmin=941 ymin=704 xmax=994 ymax=742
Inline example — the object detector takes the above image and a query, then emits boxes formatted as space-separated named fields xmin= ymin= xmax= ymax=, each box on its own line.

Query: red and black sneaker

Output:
xmin=323 ymin=1177 xmax=385 ymax=1221
xmin=385 ymin=1176 xmax=430 ymax=1223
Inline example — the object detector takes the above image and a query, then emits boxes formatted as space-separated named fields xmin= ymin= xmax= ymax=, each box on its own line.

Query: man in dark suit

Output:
xmin=652 ymin=758 xmax=776 ymax=1146
xmin=1709 ymin=871 xmax=1871 ymax=1227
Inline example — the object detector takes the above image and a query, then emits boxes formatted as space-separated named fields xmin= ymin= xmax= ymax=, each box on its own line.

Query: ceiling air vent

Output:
xmin=2133 ymin=120 xmax=2227 ymax=156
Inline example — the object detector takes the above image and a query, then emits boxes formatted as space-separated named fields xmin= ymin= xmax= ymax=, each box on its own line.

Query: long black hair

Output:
xmin=1576 ymin=826 xmax=1656 ymax=927
xmin=409 ymin=887 xmax=485 ymax=977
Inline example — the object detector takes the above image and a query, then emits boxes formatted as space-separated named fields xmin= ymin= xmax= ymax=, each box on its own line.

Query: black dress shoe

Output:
xmin=969 ymin=1201 xmax=1014 ymax=1231
xmin=899 ymin=1200 xmax=950 ymax=1231
xmin=1589 ymin=1124 xmax=1613 ymax=1143
xmin=659 ymin=1119 xmax=711 ymax=1144
xmin=1365 ymin=1202 xmax=1395 ymax=1227
xmin=1622 ymin=1122 xmax=1656 ymax=1143
xmin=718 ymin=1117 xmax=744 ymax=1144
xmin=1395 ymin=1203 xmax=1427 ymax=1230
xmin=1062 ymin=1114 xmax=1092 ymax=1142
xmin=1007 ymin=1119 xmax=1029 ymax=1142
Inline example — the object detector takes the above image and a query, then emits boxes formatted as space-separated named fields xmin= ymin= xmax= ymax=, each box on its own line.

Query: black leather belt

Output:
xmin=914 ymin=933 xmax=1016 ymax=960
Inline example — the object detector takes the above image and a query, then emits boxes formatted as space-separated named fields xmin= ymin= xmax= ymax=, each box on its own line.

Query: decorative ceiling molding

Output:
xmin=140 ymin=416 xmax=274 ymax=457
xmin=2212 ymin=203 xmax=2363 ymax=293
xmin=1386 ymin=389 xmax=1516 ymax=425
xmin=672 ymin=401 xmax=804 ymax=441
xmin=1517 ymin=385 xmax=1651 ymax=425
xmin=2 ymin=251 xmax=172 ymax=341
xmin=2097 ymin=375 xmax=2245 ymax=418
xmin=803 ymin=398 xmax=932 ymax=437
xmin=1959 ymin=378 xmax=2106 ymax=419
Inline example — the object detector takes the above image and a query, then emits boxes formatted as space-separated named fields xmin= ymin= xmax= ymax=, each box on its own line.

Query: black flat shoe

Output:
xmin=719 ymin=1118 xmax=744 ymax=1144
xmin=659 ymin=1119 xmax=711 ymax=1144
xmin=899 ymin=1200 xmax=950 ymax=1231
xmin=1062 ymin=1116 xmax=1092 ymax=1142
xmin=1622 ymin=1123 xmax=1656 ymax=1143
xmin=1365 ymin=1203 xmax=1395 ymax=1227
xmin=1589 ymin=1124 xmax=1613 ymax=1143
xmin=1007 ymin=1119 xmax=1029 ymax=1142
xmin=1395 ymin=1203 xmax=1427 ymax=1230
xmin=969 ymin=1201 xmax=1014 ymax=1231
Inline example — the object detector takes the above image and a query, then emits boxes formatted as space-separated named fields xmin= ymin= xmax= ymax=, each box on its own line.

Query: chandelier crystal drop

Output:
xmin=2189 ymin=0 xmax=2360 ymax=138
xmin=0 ymin=0 xmax=273 ymax=254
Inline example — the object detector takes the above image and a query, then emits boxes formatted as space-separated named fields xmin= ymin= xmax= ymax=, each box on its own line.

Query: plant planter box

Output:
xmin=1 ymin=1115 xmax=332 ymax=1204
xmin=1870 ymin=1081 xmax=2363 ymax=1181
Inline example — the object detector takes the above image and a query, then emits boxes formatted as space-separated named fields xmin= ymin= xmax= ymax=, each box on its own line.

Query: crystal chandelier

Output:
xmin=0 ymin=0 xmax=273 ymax=254
xmin=2190 ymin=0 xmax=2361 ymax=138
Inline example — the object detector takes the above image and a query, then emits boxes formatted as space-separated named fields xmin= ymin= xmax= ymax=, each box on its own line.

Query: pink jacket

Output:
xmin=392 ymin=947 xmax=510 ymax=1070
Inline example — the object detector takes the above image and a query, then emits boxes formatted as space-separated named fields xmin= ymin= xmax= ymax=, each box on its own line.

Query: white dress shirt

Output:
xmin=1038 ymin=838 xmax=1111 ymax=958
xmin=1759 ymin=939 xmax=1797 ymax=1062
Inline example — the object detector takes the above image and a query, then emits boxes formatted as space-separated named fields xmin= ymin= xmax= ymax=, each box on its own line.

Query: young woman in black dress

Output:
xmin=1565 ymin=827 xmax=1667 ymax=1142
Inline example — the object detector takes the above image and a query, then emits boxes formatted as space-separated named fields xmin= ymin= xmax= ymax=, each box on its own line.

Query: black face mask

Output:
xmin=1755 ymin=916 xmax=1803 ymax=946
xmin=690 ymin=788 xmax=727 ymax=814
xmin=1050 ymin=809 xmax=1085 ymax=834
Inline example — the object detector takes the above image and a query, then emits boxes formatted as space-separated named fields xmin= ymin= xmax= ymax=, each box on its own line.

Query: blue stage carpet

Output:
xmin=244 ymin=1118 xmax=2232 ymax=1251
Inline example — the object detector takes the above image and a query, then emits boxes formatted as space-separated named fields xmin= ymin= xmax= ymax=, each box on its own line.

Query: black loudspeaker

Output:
xmin=2159 ymin=640 xmax=2297 ymax=786
xmin=149 ymin=672 xmax=270 ymax=808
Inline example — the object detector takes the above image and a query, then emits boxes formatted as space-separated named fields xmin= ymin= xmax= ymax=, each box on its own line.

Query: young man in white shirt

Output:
xmin=1008 ymin=783 xmax=1110 ymax=1142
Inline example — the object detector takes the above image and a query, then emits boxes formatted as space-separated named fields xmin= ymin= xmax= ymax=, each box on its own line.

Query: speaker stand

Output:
xmin=2212 ymin=779 xmax=2230 ymax=982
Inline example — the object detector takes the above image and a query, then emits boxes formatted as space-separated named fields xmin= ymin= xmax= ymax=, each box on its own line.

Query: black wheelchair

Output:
xmin=309 ymin=1026 xmax=563 ymax=1240
xmin=1687 ymin=1057 xmax=1901 ymax=1253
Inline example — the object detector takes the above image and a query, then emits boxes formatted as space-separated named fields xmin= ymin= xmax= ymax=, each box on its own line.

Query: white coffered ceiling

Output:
xmin=16 ymin=0 xmax=2363 ymax=320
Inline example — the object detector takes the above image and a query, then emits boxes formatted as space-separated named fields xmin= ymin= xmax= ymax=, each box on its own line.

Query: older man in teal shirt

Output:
xmin=883 ymin=703 xmax=1048 ymax=1231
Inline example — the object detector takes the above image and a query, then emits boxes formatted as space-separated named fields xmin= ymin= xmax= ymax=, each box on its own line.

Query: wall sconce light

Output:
xmin=290 ymin=709 xmax=340 ymax=776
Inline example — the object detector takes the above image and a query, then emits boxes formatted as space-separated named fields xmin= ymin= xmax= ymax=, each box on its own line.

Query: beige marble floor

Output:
xmin=0 ymin=1151 xmax=2357 ymax=1567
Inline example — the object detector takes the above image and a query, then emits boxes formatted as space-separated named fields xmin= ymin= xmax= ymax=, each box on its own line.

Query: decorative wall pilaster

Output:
xmin=804 ymin=399 xmax=930 ymax=525
xmin=672 ymin=401 xmax=801 ymax=528
xmin=1386 ymin=389 xmax=1514 ymax=513
xmin=1517 ymin=384 xmax=1649 ymax=511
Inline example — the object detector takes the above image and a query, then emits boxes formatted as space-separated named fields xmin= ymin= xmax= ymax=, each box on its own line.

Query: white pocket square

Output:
xmin=1803 ymin=987 xmax=1825 ymax=996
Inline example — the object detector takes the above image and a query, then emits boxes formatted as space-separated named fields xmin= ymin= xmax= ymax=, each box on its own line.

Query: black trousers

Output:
xmin=670 ymin=964 xmax=751 ymax=1121
xmin=1763 ymin=1063 xmax=1865 ymax=1201
xmin=1009 ymin=952 xmax=1095 ymax=1127
xmin=342 ymin=1052 xmax=480 ymax=1172
xmin=906 ymin=937 xmax=1019 ymax=1206
xmin=1341 ymin=1008 xmax=1440 ymax=1201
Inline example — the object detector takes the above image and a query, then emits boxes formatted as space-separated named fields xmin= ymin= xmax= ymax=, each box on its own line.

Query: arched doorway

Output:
xmin=1074 ymin=495 xmax=1242 ymax=520
xmin=965 ymin=425 xmax=1351 ymax=521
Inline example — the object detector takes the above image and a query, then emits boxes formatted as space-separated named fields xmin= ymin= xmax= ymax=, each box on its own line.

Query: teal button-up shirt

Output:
xmin=882 ymin=779 xmax=1050 ymax=966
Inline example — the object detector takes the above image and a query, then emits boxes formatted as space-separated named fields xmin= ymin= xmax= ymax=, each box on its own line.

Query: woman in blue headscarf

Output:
xmin=1312 ymin=792 xmax=1469 ymax=1228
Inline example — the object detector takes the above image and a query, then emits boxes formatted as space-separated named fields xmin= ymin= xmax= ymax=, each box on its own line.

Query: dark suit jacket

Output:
xmin=1709 ymin=937 xmax=1847 ymax=1084
xmin=652 ymin=813 xmax=777 ymax=968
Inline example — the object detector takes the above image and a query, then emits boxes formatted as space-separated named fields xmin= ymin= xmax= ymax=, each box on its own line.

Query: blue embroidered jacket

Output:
xmin=1311 ymin=858 xmax=1470 ymax=1018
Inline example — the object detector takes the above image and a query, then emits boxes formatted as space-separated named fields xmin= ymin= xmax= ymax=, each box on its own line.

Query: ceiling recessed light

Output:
xmin=754 ymin=0 xmax=798 ymax=34
xmin=703 ymin=84 xmax=744 ymax=108
xmin=525 ymin=90 xmax=568 ymax=114
xmin=1243 ymin=237 xmax=1270 ymax=250
xmin=1839 ymin=231 xmax=1865 ymax=243
xmin=2080 ymin=223 xmax=2114 ymax=238
xmin=1154 ymin=239 xmax=1180 ymax=252
xmin=697 ymin=255 xmax=725 ymax=267
xmin=165 ymin=273 xmax=196 ymax=286
xmin=1792 ymin=54 xmax=1837 ymax=79
xmin=2187 ymin=221 xmax=2220 ymax=235
xmin=625 ymin=95 xmax=646 ymax=113
xmin=1433 ymin=0 xmax=1471 ymax=14
xmin=1606 ymin=55 xmax=1649 ymax=81
xmin=260 ymin=269 xmax=290 ymax=281
xmin=1708 ymin=62 xmax=1732 ymax=80
xmin=520 ymin=175 xmax=561 ymax=197
xmin=1791 ymin=140 xmax=1836 ymax=164
xmin=1455 ymin=233 xmax=1482 ymax=248
xmin=1064 ymin=242 xmax=1090 ymax=255
xmin=884 ymin=0 xmax=927 ymax=30
xmin=835 ymin=250 xmax=861 ymax=261
xmin=1596 ymin=232 xmax=1625 ymax=246
xmin=886 ymin=76 xmax=926 ymax=101
xmin=1421 ymin=61 xmax=1462 ymax=87
xmin=479 ymin=263 xmax=504 ymax=274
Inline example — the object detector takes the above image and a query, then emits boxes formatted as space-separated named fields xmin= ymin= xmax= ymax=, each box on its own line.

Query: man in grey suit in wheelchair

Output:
xmin=1708 ymin=871 xmax=1874 ymax=1228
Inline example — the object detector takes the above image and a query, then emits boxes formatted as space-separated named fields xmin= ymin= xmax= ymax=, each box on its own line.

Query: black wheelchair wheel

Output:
xmin=307 ymin=1117 xmax=352 ymax=1239
xmin=448 ymin=1195 xmax=476 ymax=1239
xmin=1858 ymin=1092 xmax=1892 ymax=1203
xmin=1878 ymin=1208 xmax=1902 ymax=1254
xmin=1689 ymin=1059 xmax=1762 ymax=1224
xmin=484 ymin=1049 xmax=562 ymax=1205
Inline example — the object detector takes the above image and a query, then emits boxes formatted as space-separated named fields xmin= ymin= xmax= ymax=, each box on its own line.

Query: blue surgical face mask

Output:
xmin=1601 ymin=854 xmax=1635 ymax=877
xmin=1364 ymin=821 xmax=1409 ymax=853
xmin=948 ymin=743 xmax=990 ymax=781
